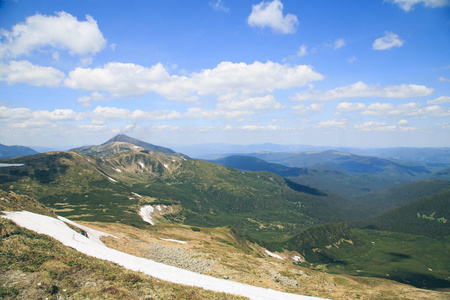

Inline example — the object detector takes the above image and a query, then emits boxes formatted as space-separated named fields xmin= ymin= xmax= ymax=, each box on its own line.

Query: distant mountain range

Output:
xmin=0 ymin=143 xmax=38 ymax=159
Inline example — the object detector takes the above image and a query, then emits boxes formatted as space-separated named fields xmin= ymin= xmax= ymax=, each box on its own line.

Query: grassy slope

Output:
xmin=354 ymin=190 xmax=450 ymax=239
xmin=0 ymin=151 xmax=356 ymax=241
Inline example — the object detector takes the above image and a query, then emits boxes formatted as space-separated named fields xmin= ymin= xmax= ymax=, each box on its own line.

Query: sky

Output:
xmin=0 ymin=0 xmax=449 ymax=149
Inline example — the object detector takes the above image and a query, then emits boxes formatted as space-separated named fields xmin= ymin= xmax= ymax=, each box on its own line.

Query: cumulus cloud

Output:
xmin=0 ymin=106 xmax=82 ymax=129
xmin=297 ymin=45 xmax=308 ymax=57
xmin=439 ymin=76 xmax=450 ymax=83
xmin=373 ymin=32 xmax=404 ymax=50
xmin=0 ymin=60 xmax=65 ymax=87
xmin=427 ymin=96 xmax=450 ymax=105
xmin=66 ymin=61 xmax=324 ymax=101
xmin=209 ymin=0 xmax=230 ymax=12
xmin=334 ymin=38 xmax=346 ymax=49
xmin=355 ymin=121 xmax=397 ymax=131
xmin=65 ymin=62 xmax=170 ymax=98
xmin=0 ymin=11 xmax=106 ymax=58
xmin=361 ymin=102 xmax=450 ymax=118
xmin=398 ymin=119 xmax=409 ymax=125
xmin=317 ymin=119 xmax=347 ymax=128
xmin=386 ymin=0 xmax=449 ymax=11
xmin=247 ymin=0 xmax=298 ymax=34
xmin=293 ymin=81 xmax=433 ymax=101
xmin=292 ymin=103 xmax=324 ymax=114
xmin=90 ymin=106 xmax=181 ymax=121
xmin=335 ymin=102 xmax=366 ymax=114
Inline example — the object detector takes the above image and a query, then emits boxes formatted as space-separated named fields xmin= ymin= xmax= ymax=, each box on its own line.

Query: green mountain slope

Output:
xmin=354 ymin=190 xmax=450 ymax=239
xmin=0 ymin=149 xmax=356 ymax=242
xmin=210 ymin=155 xmax=406 ymax=198
xmin=251 ymin=150 xmax=431 ymax=180
xmin=352 ymin=179 xmax=450 ymax=215
xmin=0 ymin=143 xmax=38 ymax=159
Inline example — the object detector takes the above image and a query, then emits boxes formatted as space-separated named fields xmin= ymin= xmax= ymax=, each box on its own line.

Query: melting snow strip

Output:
xmin=2 ymin=211 xmax=326 ymax=300
xmin=265 ymin=250 xmax=285 ymax=260
xmin=107 ymin=176 xmax=117 ymax=183
xmin=160 ymin=238 xmax=188 ymax=244
xmin=57 ymin=216 xmax=118 ymax=246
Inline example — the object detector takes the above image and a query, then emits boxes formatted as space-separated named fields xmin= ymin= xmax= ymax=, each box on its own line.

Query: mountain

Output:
xmin=355 ymin=190 xmax=450 ymax=239
xmin=209 ymin=155 xmax=308 ymax=177
xmin=0 ymin=148 xmax=357 ymax=241
xmin=352 ymin=179 xmax=450 ymax=215
xmin=0 ymin=143 xmax=38 ymax=159
xmin=71 ymin=134 xmax=178 ymax=157
xmin=249 ymin=150 xmax=432 ymax=180
xmin=209 ymin=155 xmax=406 ymax=198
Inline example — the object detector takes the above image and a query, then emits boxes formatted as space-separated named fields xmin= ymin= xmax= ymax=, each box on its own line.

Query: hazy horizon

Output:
xmin=1 ymin=0 xmax=449 ymax=148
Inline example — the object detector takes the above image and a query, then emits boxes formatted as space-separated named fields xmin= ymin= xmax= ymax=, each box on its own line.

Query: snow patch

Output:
xmin=156 ymin=205 xmax=162 ymax=211
xmin=58 ymin=216 xmax=118 ymax=246
xmin=292 ymin=256 xmax=304 ymax=263
xmin=265 ymin=250 xmax=285 ymax=260
xmin=1 ymin=211 xmax=325 ymax=300
xmin=139 ymin=162 xmax=145 ymax=168
xmin=133 ymin=146 xmax=140 ymax=149
xmin=107 ymin=176 xmax=117 ymax=183
xmin=132 ymin=192 xmax=142 ymax=198
xmin=163 ymin=164 xmax=169 ymax=169
xmin=112 ymin=168 xmax=122 ymax=172
xmin=160 ymin=238 xmax=188 ymax=244
xmin=139 ymin=205 xmax=155 ymax=225
xmin=0 ymin=163 xmax=24 ymax=167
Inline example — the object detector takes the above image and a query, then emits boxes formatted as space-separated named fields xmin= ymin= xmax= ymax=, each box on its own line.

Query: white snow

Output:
xmin=2 ymin=211 xmax=325 ymax=300
xmin=265 ymin=250 xmax=285 ymax=260
xmin=133 ymin=146 xmax=140 ymax=149
xmin=139 ymin=205 xmax=155 ymax=225
xmin=58 ymin=216 xmax=118 ymax=246
xmin=156 ymin=205 xmax=162 ymax=211
xmin=107 ymin=176 xmax=117 ymax=183
xmin=139 ymin=162 xmax=145 ymax=168
xmin=163 ymin=164 xmax=168 ymax=169
xmin=160 ymin=238 xmax=188 ymax=244
xmin=0 ymin=163 xmax=24 ymax=167
xmin=132 ymin=192 xmax=142 ymax=198
xmin=292 ymin=256 xmax=304 ymax=263
xmin=112 ymin=168 xmax=122 ymax=172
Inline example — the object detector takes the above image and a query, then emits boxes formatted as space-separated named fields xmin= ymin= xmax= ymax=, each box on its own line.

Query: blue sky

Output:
xmin=0 ymin=0 xmax=449 ymax=149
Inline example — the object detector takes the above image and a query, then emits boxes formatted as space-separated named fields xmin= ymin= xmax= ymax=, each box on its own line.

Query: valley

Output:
xmin=1 ymin=134 xmax=449 ymax=299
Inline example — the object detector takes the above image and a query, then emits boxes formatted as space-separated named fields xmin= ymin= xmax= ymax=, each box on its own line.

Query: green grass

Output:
xmin=298 ymin=228 xmax=450 ymax=289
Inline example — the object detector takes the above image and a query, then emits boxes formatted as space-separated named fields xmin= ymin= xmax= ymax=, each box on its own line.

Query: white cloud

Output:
xmin=247 ymin=0 xmax=298 ymax=34
xmin=292 ymin=103 xmax=324 ymax=114
xmin=217 ymin=95 xmax=283 ymax=111
xmin=66 ymin=61 xmax=324 ymax=101
xmin=355 ymin=121 xmax=397 ymax=131
xmin=241 ymin=125 xmax=279 ymax=131
xmin=209 ymin=0 xmax=230 ymax=12
xmin=297 ymin=45 xmax=308 ymax=57
xmin=77 ymin=91 xmax=109 ymax=108
xmin=0 ymin=11 xmax=106 ymax=58
xmin=317 ymin=119 xmax=347 ymax=128
xmin=386 ymin=0 xmax=449 ymax=11
xmin=348 ymin=55 xmax=357 ymax=64
xmin=439 ymin=76 xmax=450 ymax=83
xmin=65 ymin=62 xmax=170 ymax=98
xmin=185 ymin=107 xmax=253 ymax=119
xmin=427 ymin=96 xmax=450 ymax=105
xmin=398 ymin=119 xmax=409 ymax=125
xmin=0 ymin=60 xmax=65 ymax=87
xmin=335 ymin=102 xmax=366 ymax=114
xmin=373 ymin=32 xmax=404 ymax=50
xmin=0 ymin=106 xmax=82 ymax=129
xmin=90 ymin=106 xmax=181 ymax=121
xmin=362 ymin=102 xmax=450 ymax=118
xmin=334 ymin=38 xmax=346 ymax=49
xmin=293 ymin=81 xmax=433 ymax=101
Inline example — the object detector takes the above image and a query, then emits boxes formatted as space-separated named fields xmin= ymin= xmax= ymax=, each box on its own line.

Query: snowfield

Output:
xmin=2 ymin=211 xmax=326 ymax=300
xmin=139 ymin=205 xmax=155 ymax=225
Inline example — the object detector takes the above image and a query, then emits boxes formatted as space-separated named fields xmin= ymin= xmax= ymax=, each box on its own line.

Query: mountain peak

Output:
xmin=102 ymin=134 xmax=176 ymax=154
